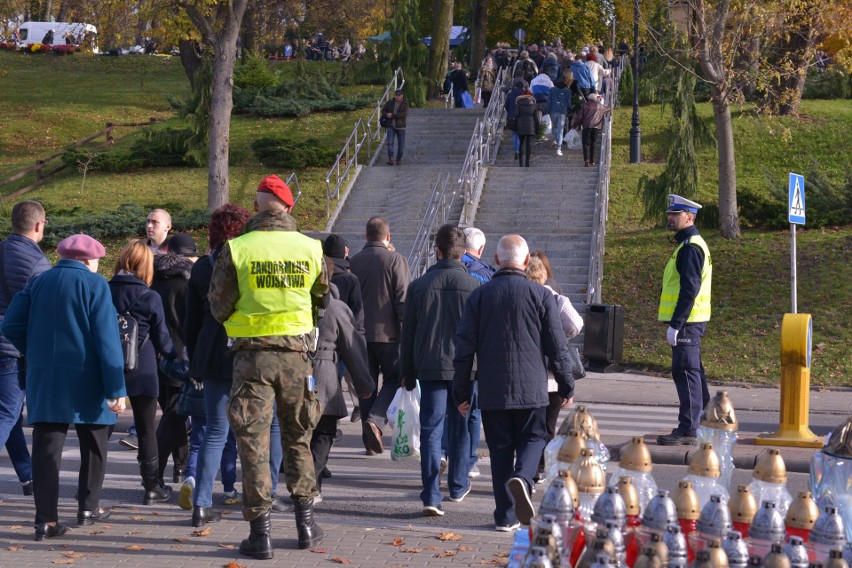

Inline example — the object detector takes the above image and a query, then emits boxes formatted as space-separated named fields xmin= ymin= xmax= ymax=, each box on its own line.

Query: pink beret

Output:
xmin=257 ymin=175 xmax=295 ymax=207
xmin=56 ymin=234 xmax=106 ymax=260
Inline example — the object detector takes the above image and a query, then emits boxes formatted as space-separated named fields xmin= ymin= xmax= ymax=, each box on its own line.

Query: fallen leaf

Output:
xmin=310 ymin=547 xmax=329 ymax=553
xmin=8 ymin=545 xmax=24 ymax=551
xmin=458 ymin=545 xmax=476 ymax=551
xmin=7 ymin=525 xmax=25 ymax=530
xmin=218 ymin=543 xmax=237 ymax=549
xmin=60 ymin=552 xmax=86 ymax=558
xmin=437 ymin=550 xmax=457 ymax=558
xmin=193 ymin=526 xmax=212 ymax=537
xmin=224 ymin=563 xmax=248 ymax=568
xmin=437 ymin=531 xmax=462 ymax=541
xmin=423 ymin=545 xmax=441 ymax=551
xmin=330 ymin=557 xmax=352 ymax=564
xmin=400 ymin=548 xmax=422 ymax=553
xmin=151 ymin=511 xmax=160 ymax=516
xmin=87 ymin=530 xmax=104 ymax=535
xmin=130 ymin=516 xmax=146 ymax=521
xmin=391 ymin=536 xmax=405 ymax=546
xmin=174 ymin=538 xmax=189 ymax=543
xmin=51 ymin=561 xmax=75 ymax=565
xmin=124 ymin=545 xmax=144 ymax=551
xmin=494 ymin=551 xmax=510 ymax=558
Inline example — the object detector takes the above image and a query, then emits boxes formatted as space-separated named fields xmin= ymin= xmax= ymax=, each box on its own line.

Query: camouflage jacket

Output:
xmin=208 ymin=209 xmax=329 ymax=352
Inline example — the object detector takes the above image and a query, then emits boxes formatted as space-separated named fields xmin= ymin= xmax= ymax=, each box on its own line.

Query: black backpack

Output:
xmin=118 ymin=291 xmax=150 ymax=372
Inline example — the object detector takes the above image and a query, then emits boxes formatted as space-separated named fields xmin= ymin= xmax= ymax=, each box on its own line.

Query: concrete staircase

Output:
xmin=473 ymin=128 xmax=601 ymax=316
xmin=328 ymin=107 xmax=485 ymax=259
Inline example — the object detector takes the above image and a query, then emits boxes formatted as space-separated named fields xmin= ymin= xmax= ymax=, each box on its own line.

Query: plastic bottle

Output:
xmin=809 ymin=418 xmax=852 ymax=543
xmin=786 ymin=492 xmax=820 ymax=543
xmin=618 ymin=476 xmax=643 ymax=567
xmin=545 ymin=430 xmax=588 ymax=486
xmin=638 ymin=490 xmax=679 ymax=553
xmin=784 ymin=535 xmax=810 ymax=568
xmin=539 ymin=476 xmax=583 ymax=555
xmin=592 ymin=487 xmax=628 ymax=531
xmin=682 ymin=443 xmax=730 ymax=508
xmin=747 ymin=501 xmax=786 ymax=561
xmin=750 ymin=449 xmax=793 ymax=517
xmin=806 ymin=506 xmax=848 ymax=564
xmin=723 ymin=531 xmax=750 ymax=568
xmin=572 ymin=448 xmax=607 ymax=521
xmin=608 ymin=437 xmax=658 ymax=512
xmin=696 ymin=390 xmax=739 ymax=490
xmin=673 ymin=480 xmax=701 ymax=562
xmin=691 ymin=494 xmax=732 ymax=555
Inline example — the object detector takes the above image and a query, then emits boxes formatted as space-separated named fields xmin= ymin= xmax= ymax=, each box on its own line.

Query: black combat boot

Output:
xmin=140 ymin=457 xmax=173 ymax=505
xmin=239 ymin=510 xmax=273 ymax=560
xmin=192 ymin=506 xmax=222 ymax=528
xmin=294 ymin=497 xmax=325 ymax=549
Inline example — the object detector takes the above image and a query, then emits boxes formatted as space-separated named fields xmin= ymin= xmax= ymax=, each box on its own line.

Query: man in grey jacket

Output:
xmin=349 ymin=217 xmax=410 ymax=455
xmin=401 ymin=225 xmax=480 ymax=517
xmin=0 ymin=201 xmax=51 ymax=499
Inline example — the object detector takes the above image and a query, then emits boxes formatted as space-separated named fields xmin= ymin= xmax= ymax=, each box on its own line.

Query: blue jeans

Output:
xmin=551 ymin=113 xmax=566 ymax=147
xmin=185 ymin=414 xmax=236 ymax=487
xmin=192 ymin=380 xmax=238 ymax=507
xmin=386 ymin=127 xmax=406 ymax=161
xmin=0 ymin=356 xmax=31 ymax=481
xmin=512 ymin=131 xmax=521 ymax=153
xmin=270 ymin=404 xmax=283 ymax=494
xmin=420 ymin=381 xmax=469 ymax=507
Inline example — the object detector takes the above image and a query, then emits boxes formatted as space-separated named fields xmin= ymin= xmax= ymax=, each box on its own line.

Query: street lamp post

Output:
xmin=629 ymin=0 xmax=641 ymax=163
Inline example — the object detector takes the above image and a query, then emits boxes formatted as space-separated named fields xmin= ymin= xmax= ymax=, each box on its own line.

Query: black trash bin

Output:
xmin=583 ymin=304 xmax=625 ymax=372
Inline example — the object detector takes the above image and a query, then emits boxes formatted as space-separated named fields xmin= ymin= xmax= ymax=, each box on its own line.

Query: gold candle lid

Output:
xmin=558 ymin=468 xmax=580 ymax=509
xmin=728 ymin=484 xmax=758 ymax=524
xmin=704 ymin=539 xmax=730 ymax=568
xmin=753 ymin=448 xmax=788 ymax=484
xmin=571 ymin=448 xmax=606 ymax=494
xmin=687 ymin=443 xmax=721 ymax=478
xmin=648 ymin=532 xmax=669 ymax=565
xmin=672 ymin=480 xmax=700 ymax=521
xmin=577 ymin=535 xmax=615 ymax=568
xmin=634 ymin=547 xmax=664 ymax=568
xmin=558 ymin=404 xmax=601 ymax=441
xmin=558 ymin=430 xmax=587 ymax=464
xmin=785 ymin=491 xmax=820 ymax=530
xmin=619 ymin=436 xmax=653 ymax=472
xmin=761 ymin=544 xmax=792 ymax=568
xmin=825 ymin=548 xmax=851 ymax=568
xmin=617 ymin=475 xmax=641 ymax=516
xmin=700 ymin=390 xmax=738 ymax=432
xmin=823 ymin=417 xmax=852 ymax=459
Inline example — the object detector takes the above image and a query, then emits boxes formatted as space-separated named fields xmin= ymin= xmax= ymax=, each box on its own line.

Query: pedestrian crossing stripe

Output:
xmin=788 ymin=173 xmax=806 ymax=224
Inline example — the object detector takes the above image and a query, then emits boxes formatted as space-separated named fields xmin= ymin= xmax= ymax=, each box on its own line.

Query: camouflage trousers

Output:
xmin=228 ymin=349 xmax=321 ymax=521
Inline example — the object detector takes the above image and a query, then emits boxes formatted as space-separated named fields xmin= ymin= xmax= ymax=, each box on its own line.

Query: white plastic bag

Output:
xmin=566 ymin=128 xmax=581 ymax=150
xmin=387 ymin=387 xmax=421 ymax=461
xmin=540 ymin=113 xmax=552 ymax=136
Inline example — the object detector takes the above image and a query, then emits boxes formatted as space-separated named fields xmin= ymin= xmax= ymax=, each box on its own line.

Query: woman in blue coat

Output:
xmin=1 ymin=234 xmax=127 ymax=541
xmin=108 ymin=239 xmax=177 ymax=505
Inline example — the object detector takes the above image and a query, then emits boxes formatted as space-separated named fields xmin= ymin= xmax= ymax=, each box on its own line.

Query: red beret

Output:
xmin=257 ymin=175 xmax=295 ymax=207
xmin=56 ymin=234 xmax=106 ymax=260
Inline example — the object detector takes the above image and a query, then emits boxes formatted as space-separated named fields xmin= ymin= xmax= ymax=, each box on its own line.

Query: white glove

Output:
xmin=666 ymin=326 xmax=679 ymax=347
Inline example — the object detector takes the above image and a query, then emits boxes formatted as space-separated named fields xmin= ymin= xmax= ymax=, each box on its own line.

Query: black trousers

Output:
xmin=582 ymin=127 xmax=600 ymax=163
xmin=156 ymin=383 xmax=188 ymax=478
xmin=129 ymin=395 xmax=159 ymax=464
xmin=519 ymin=135 xmax=533 ymax=167
xmin=672 ymin=322 xmax=710 ymax=436
xmin=362 ymin=342 xmax=401 ymax=425
xmin=32 ymin=422 xmax=109 ymax=523
xmin=538 ymin=393 xmax=564 ymax=471
xmin=310 ymin=415 xmax=339 ymax=491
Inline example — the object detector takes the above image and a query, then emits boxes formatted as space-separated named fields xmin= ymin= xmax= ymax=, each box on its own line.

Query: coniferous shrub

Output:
xmin=251 ymin=136 xmax=339 ymax=169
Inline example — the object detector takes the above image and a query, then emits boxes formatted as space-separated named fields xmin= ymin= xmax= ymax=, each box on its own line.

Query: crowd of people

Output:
xmin=0 ymin=176 xmax=588 ymax=555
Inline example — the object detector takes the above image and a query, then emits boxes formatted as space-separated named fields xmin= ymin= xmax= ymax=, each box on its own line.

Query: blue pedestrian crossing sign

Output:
xmin=788 ymin=172 xmax=806 ymax=225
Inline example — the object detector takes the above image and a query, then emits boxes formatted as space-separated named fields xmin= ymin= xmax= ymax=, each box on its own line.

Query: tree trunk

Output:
xmin=39 ymin=0 xmax=53 ymax=21
xmin=207 ymin=42 xmax=237 ymax=210
xmin=56 ymin=0 xmax=68 ymax=22
xmin=711 ymin=89 xmax=740 ymax=239
xmin=240 ymin=2 xmax=257 ymax=55
xmin=426 ymin=0 xmax=453 ymax=99
xmin=179 ymin=39 xmax=202 ymax=90
xmin=470 ymin=0 xmax=488 ymax=70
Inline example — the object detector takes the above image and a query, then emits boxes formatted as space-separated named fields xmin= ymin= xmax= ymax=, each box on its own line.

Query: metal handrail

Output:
xmin=408 ymin=173 xmax=453 ymax=278
xmin=286 ymin=172 xmax=303 ymax=206
xmin=366 ymin=67 xmax=405 ymax=143
xmin=324 ymin=118 xmax=369 ymax=218
xmin=444 ymin=81 xmax=454 ymax=108
xmin=586 ymin=55 xmax=627 ymax=304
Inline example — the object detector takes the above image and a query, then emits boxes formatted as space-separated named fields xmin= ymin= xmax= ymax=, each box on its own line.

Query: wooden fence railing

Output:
xmin=0 ymin=118 xmax=163 ymax=202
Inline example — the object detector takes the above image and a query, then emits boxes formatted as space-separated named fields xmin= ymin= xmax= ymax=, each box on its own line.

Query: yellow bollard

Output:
xmin=756 ymin=313 xmax=823 ymax=448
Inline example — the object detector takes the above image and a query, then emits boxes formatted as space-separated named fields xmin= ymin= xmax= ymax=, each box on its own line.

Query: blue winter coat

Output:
xmin=1 ymin=260 xmax=126 ymax=425
xmin=108 ymin=274 xmax=175 ymax=398
xmin=453 ymin=267 xmax=574 ymax=411
xmin=547 ymin=86 xmax=573 ymax=116
xmin=570 ymin=60 xmax=595 ymax=90
xmin=504 ymin=86 xmax=526 ymax=119
xmin=461 ymin=252 xmax=496 ymax=284
xmin=0 ymin=234 xmax=52 ymax=358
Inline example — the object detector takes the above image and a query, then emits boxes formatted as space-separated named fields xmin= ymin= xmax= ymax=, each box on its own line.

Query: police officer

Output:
xmin=657 ymin=194 xmax=712 ymax=446
xmin=209 ymin=175 xmax=329 ymax=558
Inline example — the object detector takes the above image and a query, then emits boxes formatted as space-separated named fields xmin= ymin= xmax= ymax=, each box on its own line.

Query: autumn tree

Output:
xmin=469 ymin=0 xmax=486 ymax=68
xmin=390 ymin=0 xmax=427 ymax=106
xmin=427 ymin=0 xmax=453 ymax=99
xmin=180 ymin=0 xmax=250 ymax=210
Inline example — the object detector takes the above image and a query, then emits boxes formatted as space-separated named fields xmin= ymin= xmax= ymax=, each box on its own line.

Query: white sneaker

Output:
xmin=423 ymin=504 xmax=445 ymax=517
xmin=468 ymin=465 xmax=481 ymax=479
xmin=439 ymin=456 xmax=448 ymax=476
xmin=448 ymin=484 xmax=472 ymax=503
xmin=495 ymin=521 xmax=521 ymax=532
xmin=178 ymin=477 xmax=195 ymax=510
xmin=507 ymin=477 xmax=535 ymax=525
xmin=557 ymin=149 xmax=563 ymax=156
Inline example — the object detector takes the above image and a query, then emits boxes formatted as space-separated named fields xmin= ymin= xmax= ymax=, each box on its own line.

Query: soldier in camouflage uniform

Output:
xmin=209 ymin=175 xmax=329 ymax=558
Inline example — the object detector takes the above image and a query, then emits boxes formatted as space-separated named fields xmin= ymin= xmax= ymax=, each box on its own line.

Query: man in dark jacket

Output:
xmin=570 ymin=93 xmax=610 ymax=167
xmin=350 ymin=217 xmax=409 ymax=455
xmin=0 ymin=201 xmax=51 ymax=499
xmin=401 ymin=225 xmax=480 ymax=517
xmin=382 ymin=89 xmax=409 ymax=165
xmin=453 ymin=234 xmax=574 ymax=532
xmin=449 ymin=61 xmax=469 ymax=108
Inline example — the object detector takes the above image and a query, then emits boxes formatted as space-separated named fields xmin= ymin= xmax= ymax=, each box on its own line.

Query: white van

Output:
xmin=18 ymin=21 xmax=98 ymax=52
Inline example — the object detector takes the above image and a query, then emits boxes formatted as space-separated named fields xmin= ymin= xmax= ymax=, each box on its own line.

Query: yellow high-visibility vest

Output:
xmin=224 ymin=230 xmax=322 ymax=337
xmin=658 ymin=234 xmax=712 ymax=322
